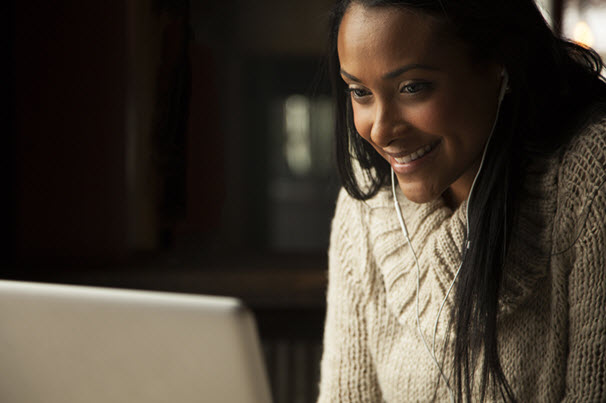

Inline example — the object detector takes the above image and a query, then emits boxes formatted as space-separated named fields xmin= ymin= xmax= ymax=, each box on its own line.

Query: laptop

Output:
xmin=0 ymin=279 xmax=273 ymax=403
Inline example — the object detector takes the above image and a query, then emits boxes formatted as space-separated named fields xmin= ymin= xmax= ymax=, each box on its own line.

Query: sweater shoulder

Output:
xmin=559 ymin=114 xmax=606 ymax=186
xmin=329 ymin=188 xmax=379 ymax=295
xmin=553 ymin=114 xmax=606 ymax=254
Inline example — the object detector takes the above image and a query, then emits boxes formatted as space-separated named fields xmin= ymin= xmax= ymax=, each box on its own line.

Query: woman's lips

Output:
xmin=389 ymin=139 xmax=441 ymax=173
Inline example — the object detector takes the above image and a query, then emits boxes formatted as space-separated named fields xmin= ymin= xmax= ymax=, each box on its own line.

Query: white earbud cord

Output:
xmin=391 ymin=169 xmax=456 ymax=403
xmin=390 ymin=70 xmax=509 ymax=403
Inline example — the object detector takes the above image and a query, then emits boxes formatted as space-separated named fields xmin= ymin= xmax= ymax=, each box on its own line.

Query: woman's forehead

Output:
xmin=337 ymin=4 xmax=458 ymax=76
xmin=339 ymin=4 xmax=441 ymax=42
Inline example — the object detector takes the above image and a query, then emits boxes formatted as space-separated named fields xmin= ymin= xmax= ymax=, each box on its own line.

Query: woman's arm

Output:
xmin=563 ymin=181 xmax=606 ymax=401
xmin=317 ymin=190 xmax=383 ymax=403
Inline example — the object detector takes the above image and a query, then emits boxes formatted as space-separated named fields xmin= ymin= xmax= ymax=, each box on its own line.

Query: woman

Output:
xmin=318 ymin=0 xmax=606 ymax=402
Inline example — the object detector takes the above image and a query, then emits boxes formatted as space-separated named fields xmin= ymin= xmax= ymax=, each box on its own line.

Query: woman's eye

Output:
xmin=401 ymin=82 xmax=431 ymax=94
xmin=347 ymin=88 xmax=370 ymax=99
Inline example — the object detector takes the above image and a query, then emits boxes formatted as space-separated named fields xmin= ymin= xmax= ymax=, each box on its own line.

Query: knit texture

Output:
xmin=318 ymin=116 xmax=606 ymax=402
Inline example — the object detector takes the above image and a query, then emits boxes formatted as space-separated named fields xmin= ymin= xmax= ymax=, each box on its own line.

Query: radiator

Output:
xmin=263 ymin=339 xmax=323 ymax=403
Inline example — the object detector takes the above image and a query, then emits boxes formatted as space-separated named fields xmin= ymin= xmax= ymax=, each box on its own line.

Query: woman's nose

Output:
xmin=369 ymin=101 xmax=405 ymax=148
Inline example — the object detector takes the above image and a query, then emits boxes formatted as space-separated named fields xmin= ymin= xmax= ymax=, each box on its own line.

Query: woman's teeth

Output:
xmin=394 ymin=143 xmax=434 ymax=164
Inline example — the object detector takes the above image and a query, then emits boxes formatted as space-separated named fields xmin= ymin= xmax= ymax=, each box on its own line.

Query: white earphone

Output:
xmin=391 ymin=67 xmax=509 ymax=402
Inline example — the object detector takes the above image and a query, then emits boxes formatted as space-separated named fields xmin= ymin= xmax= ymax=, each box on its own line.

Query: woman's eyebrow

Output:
xmin=383 ymin=63 xmax=439 ymax=79
xmin=340 ymin=69 xmax=361 ymax=82
xmin=340 ymin=64 xmax=439 ymax=82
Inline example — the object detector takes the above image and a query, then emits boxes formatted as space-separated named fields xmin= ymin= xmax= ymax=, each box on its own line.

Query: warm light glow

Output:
xmin=573 ymin=21 xmax=595 ymax=48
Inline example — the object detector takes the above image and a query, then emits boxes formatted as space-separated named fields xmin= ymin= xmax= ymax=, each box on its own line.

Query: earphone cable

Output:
xmin=391 ymin=170 xmax=455 ymax=403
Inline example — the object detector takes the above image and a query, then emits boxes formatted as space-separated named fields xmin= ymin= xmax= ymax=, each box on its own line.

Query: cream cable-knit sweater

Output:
xmin=318 ymin=116 xmax=606 ymax=402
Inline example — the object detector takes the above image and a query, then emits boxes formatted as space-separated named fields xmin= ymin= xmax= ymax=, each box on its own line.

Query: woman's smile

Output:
xmin=385 ymin=139 xmax=442 ymax=174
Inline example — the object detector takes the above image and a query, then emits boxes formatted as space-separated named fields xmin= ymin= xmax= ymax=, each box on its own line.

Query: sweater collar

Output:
xmin=363 ymin=155 xmax=558 ymax=330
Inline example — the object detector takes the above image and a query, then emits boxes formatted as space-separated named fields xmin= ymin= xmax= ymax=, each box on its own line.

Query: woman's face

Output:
xmin=338 ymin=3 xmax=503 ymax=206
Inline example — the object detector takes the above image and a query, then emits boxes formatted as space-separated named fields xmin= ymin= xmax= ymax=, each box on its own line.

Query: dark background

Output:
xmin=8 ymin=0 xmax=339 ymax=269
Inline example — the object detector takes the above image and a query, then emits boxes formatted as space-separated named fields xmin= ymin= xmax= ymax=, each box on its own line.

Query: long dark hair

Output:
xmin=328 ymin=0 xmax=606 ymax=401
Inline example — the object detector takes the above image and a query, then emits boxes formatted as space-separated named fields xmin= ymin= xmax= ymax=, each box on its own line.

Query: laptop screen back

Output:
xmin=0 ymin=280 xmax=272 ymax=403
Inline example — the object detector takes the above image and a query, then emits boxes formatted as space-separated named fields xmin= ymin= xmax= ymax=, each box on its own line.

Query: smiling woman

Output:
xmin=337 ymin=4 xmax=503 ymax=206
xmin=318 ymin=1 xmax=606 ymax=402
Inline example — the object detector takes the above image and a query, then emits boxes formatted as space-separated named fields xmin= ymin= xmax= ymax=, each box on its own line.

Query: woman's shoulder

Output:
xmin=331 ymin=188 xmax=368 ymax=235
xmin=332 ymin=185 xmax=394 ymax=226
xmin=331 ymin=187 xmax=392 ymax=255
xmin=329 ymin=189 xmax=372 ymax=284
xmin=559 ymin=110 xmax=606 ymax=179
xmin=556 ymin=111 xmax=606 ymax=205
xmin=329 ymin=187 xmax=397 ymax=288
xmin=550 ymin=110 xmax=606 ymax=251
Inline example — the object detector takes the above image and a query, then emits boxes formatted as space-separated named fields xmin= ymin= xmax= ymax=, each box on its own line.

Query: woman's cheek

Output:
xmin=353 ymin=106 xmax=372 ymax=142
xmin=406 ymin=97 xmax=441 ymax=132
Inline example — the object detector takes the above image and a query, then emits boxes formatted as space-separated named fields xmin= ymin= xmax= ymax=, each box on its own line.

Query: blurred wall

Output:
xmin=180 ymin=0 xmax=338 ymax=255
xmin=15 ymin=1 xmax=130 ymax=263
xmin=11 ymin=0 xmax=337 ymax=268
